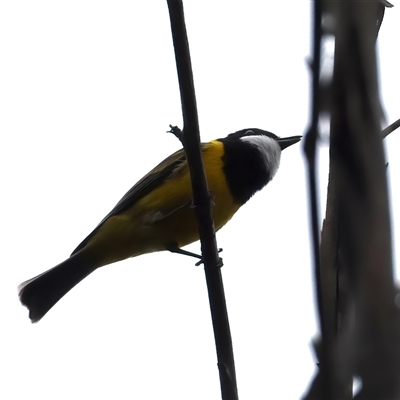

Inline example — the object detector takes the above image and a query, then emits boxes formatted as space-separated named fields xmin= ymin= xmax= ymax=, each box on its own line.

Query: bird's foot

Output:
xmin=167 ymin=245 xmax=223 ymax=266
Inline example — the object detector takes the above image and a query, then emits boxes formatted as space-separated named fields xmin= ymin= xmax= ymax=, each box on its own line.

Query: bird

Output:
xmin=18 ymin=128 xmax=301 ymax=322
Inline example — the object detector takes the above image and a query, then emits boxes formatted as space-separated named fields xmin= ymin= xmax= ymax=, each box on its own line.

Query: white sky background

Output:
xmin=1 ymin=2 xmax=399 ymax=399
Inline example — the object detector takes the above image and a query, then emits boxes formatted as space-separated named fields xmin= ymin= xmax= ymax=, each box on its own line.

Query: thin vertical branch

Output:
xmin=166 ymin=2 xmax=238 ymax=399
xmin=303 ymin=0 xmax=336 ymax=398
xmin=304 ymin=0 xmax=323 ymax=338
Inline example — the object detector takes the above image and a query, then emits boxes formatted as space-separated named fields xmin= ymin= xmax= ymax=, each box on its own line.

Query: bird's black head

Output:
xmin=226 ymin=128 xmax=301 ymax=150
xmin=226 ymin=128 xmax=279 ymax=141
xmin=218 ymin=128 xmax=301 ymax=205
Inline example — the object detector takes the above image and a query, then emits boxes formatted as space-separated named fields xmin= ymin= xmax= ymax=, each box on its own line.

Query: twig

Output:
xmin=382 ymin=118 xmax=400 ymax=138
xmin=166 ymin=2 xmax=238 ymax=399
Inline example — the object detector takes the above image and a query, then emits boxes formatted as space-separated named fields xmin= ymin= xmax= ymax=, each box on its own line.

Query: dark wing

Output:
xmin=71 ymin=148 xmax=187 ymax=255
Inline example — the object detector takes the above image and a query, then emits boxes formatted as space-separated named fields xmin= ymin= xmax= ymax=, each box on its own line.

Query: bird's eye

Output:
xmin=245 ymin=130 xmax=255 ymax=135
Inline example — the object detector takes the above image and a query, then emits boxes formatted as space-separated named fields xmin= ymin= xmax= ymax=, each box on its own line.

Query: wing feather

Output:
xmin=71 ymin=148 xmax=187 ymax=255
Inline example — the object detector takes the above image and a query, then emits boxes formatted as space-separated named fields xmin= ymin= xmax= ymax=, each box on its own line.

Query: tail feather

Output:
xmin=18 ymin=252 xmax=97 ymax=323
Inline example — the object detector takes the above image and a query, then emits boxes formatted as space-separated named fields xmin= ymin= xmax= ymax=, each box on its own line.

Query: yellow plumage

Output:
xmin=86 ymin=140 xmax=239 ymax=264
xmin=18 ymin=128 xmax=301 ymax=322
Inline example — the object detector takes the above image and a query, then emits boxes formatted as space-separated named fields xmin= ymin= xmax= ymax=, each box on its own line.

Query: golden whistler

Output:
xmin=19 ymin=129 xmax=301 ymax=322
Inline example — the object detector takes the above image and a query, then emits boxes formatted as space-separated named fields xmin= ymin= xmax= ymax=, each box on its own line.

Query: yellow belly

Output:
xmin=86 ymin=141 xmax=240 ymax=262
xmin=134 ymin=140 xmax=240 ymax=251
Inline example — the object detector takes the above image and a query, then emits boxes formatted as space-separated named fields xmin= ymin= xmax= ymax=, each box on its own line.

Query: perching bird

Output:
xmin=19 ymin=128 xmax=301 ymax=322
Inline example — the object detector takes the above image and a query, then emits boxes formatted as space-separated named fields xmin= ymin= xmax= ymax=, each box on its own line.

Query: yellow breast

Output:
xmin=130 ymin=140 xmax=241 ymax=252
xmin=202 ymin=140 xmax=241 ymax=228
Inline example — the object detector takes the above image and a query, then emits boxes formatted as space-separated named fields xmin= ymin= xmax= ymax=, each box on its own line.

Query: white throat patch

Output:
xmin=240 ymin=135 xmax=281 ymax=178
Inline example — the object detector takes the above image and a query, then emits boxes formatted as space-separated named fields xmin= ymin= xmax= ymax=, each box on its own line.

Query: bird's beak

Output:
xmin=277 ymin=136 xmax=302 ymax=150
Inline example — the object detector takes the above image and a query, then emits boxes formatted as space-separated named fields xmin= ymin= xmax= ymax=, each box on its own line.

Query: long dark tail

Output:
xmin=18 ymin=251 xmax=97 ymax=323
